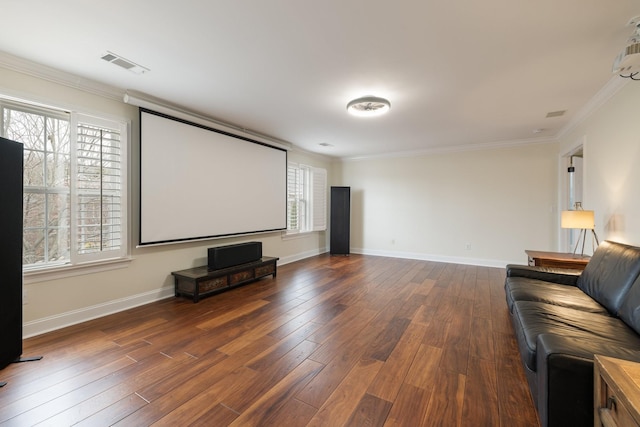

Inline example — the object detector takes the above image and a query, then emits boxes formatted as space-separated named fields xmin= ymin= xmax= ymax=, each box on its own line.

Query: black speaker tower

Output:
xmin=330 ymin=186 xmax=351 ymax=255
xmin=1 ymin=137 xmax=41 ymax=387
xmin=0 ymin=137 xmax=23 ymax=384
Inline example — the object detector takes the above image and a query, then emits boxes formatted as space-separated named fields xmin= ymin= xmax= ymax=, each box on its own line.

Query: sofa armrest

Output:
xmin=536 ymin=334 xmax=640 ymax=427
xmin=506 ymin=264 xmax=581 ymax=286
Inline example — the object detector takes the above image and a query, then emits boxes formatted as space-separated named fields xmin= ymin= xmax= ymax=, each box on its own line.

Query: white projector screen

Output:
xmin=139 ymin=108 xmax=287 ymax=246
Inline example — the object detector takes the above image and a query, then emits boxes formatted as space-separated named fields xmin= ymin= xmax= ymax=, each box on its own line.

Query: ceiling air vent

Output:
xmin=545 ymin=110 xmax=566 ymax=118
xmin=101 ymin=51 xmax=149 ymax=74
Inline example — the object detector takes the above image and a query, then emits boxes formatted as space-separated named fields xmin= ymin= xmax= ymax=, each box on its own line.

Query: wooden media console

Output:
xmin=171 ymin=256 xmax=278 ymax=302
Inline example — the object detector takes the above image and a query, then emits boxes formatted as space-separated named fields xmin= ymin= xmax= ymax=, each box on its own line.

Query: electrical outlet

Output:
xmin=23 ymin=289 xmax=28 ymax=305
xmin=465 ymin=243 xmax=472 ymax=251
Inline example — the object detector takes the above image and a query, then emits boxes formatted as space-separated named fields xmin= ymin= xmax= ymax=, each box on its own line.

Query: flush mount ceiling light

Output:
xmin=613 ymin=15 xmax=640 ymax=80
xmin=346 ymin=96 xmax=391 ymax=117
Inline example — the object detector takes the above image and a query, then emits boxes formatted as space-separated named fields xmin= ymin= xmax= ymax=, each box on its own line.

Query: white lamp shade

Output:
xmin=561 ymin=210 xmax=595 ymax=229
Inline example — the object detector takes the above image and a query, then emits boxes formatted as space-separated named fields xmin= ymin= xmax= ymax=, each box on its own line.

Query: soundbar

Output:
xmin=208 ymin=242 xmax=262 ymax=270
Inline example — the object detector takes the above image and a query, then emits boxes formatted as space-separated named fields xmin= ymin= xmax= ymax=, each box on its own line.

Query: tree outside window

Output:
xmin=1 ymin=99 xmax=127 ymax=270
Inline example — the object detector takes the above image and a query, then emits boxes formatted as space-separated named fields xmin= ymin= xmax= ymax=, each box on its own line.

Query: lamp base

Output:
xmin=572 ymin=229 xmax=600 ymax=256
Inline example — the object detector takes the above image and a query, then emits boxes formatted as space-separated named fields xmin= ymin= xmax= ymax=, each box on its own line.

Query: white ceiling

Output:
xmin=0 ymin=1 xmax=637 ymax=158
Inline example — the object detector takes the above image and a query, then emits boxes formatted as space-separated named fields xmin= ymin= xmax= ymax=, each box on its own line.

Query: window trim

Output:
xmin=311 ymin=167 xmax=327 ymax=232
xmin=23 ymin=256 xmax=133 ymax=284
xmin=71 ymin=113 xmax=128 ymax=263
xmin=285 ymin=162 xmax=326 ymax=236
xmin=1 ymin=95 xmax=130 ymax=276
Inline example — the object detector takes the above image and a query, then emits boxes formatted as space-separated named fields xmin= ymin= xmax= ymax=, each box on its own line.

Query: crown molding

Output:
xmin=288 ymin=144 xmax=337 ymax=162
xmin=339 ymin=75 xmax=629 ymax=162
xmin=557 ymin=75 xmax=629 ymax=139
xmin=339 ymin=136 xmax=558 ymax=162
xmin=0 ymin=50 xmax=125 ymax=101
xmin=125 ymin=90 xmax=296 ymax=151
xmin=4 ymin=49 xmax=623 ymax=163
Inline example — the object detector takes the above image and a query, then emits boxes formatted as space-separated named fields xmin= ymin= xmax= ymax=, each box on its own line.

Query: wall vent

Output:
xmin=546 ymin=110 xmax=566 ymax=118
xmin=101 ymin=51 xmax=149 ymax=74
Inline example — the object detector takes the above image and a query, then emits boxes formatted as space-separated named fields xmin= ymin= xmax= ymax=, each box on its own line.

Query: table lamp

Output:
xmin=561 ymin=204 xmax=599 ymax=256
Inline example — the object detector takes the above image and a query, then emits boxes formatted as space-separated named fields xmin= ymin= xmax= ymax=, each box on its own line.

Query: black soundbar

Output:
xmin=208 ymin=242 xmax=262 ymax=270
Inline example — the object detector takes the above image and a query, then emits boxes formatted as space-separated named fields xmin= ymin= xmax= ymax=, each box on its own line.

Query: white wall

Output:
xmin=6 ymin=59 xmax=638 ymax=337
xmin=558 ymin=80 xmax=640 ymax=248
xmin=335 ymin=78 xmax=640 ymax=267
xmin=338 ymin=143 xmax=559 ymax=266
xmin=0 ymin=65 xmax=332 ymax=337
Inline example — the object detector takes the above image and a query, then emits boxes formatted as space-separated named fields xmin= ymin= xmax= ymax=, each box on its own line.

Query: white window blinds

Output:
xmin=75 ymin=120 xmax=124 ymax=257
xmin=287 ymin=163 xmax=326 ymax=234
xmin=0 ymin=99 xmax=128 ymax=270
xmin=311 ymin=167 xmax=327 ymax=231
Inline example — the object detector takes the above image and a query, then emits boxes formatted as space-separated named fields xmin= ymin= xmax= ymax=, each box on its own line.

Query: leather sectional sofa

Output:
xmin=505 ymin=240 xmax=640 ymax=427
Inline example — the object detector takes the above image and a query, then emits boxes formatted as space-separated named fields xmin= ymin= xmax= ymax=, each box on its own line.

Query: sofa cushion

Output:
xmin=617 ymin=275 xmax=640 ymax=334
xmin=512 ymin=300 xmax=640 ymax=372
xmin=506 ymin=264 xmax=581 ymax=286
xmin=505 ymin=277 xmax=608 ymax=314
xmin=577 ymin=240 xmax=640 ymax=314
xmin=537 ymin=334 xmax=640 ymax=370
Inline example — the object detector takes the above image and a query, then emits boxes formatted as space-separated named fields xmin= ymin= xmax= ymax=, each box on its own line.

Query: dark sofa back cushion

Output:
xmin=577 ymin=240 xmax=640 ymax=314
xmin=617 ymin=275 xmax=640 ymax=334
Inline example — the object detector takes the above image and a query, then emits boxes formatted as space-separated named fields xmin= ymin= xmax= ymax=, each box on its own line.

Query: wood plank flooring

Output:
xmin=0 ymin=254 xmax=539 ymax=426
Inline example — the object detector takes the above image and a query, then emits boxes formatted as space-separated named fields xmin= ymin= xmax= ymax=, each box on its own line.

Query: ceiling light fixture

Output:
xmin=346 ymin=96 xmax=391 ymax=117
xmin=613 ymin=15 xmax=640 ymax=80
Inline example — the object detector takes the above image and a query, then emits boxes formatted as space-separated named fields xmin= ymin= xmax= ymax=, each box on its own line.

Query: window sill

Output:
xmin=24 ymin=257 xmax=133 ymax=285
xmin=281 ymin=230 xmax=316 ymax=241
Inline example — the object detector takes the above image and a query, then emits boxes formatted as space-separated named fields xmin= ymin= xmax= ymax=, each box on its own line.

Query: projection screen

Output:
xmin=139 ymin=108 xmax=287 ymax=246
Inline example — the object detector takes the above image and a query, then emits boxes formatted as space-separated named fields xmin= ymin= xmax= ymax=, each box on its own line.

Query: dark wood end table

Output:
xmin=525 ymin=250 xmax=590 ymax=271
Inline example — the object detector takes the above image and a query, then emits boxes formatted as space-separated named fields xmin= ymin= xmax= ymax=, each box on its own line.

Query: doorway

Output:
xmin=561 ymin=145 xmax=584 ymax=253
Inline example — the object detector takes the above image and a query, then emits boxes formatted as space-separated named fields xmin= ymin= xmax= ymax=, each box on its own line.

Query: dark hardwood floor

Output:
xmin=0 ymin=254 xmax=539 ymax=426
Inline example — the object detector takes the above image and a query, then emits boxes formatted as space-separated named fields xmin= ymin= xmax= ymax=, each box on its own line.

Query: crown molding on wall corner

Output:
xmin=557 ymin=76 xmax=629 ymax=140
xmin=339 ymin=136 xmax=558 ymax=162
xmin=4 ymin=49 xmax=624 ymax=163
xmin=0 ymin=51 xmax=329 ymax=164
xmin=288 ymin=144 xmax=338 ymax=162
xmin=125 ymin=90 xmax=293 ymax=152
xmin=0 ymin=50 xmax=125 ymax=102
xmin=338 ymin=75 xmax=629 ymax=163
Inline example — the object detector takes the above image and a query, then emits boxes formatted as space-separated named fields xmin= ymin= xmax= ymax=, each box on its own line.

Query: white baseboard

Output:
xmin=23 ymin=246 xmax=511 ymax=338
xmin=277 ymin=247 xmax=328 ymax=265
xmin=350 ymin=247 xmax=514 ymax=268
xmin=23 ymin=249 xmax=329 ymax=338
xmin=23 ymin=286 xmax=175 ymax=339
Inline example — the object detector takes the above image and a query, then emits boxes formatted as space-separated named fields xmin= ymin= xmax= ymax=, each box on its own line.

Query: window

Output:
xmin=287 ymin=162 xmax=326 ymax=234
xmin=1 ymin=99 xmax=128 ymax=272
xmin=73 ymin=115 xmax=126 ymax=262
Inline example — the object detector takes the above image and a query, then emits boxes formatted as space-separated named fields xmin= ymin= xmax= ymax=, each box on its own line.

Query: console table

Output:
xmin=172 ymin=256 xmax=278 ymax=302
xmin=525 ymin=250 xmax=590 ymax=271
